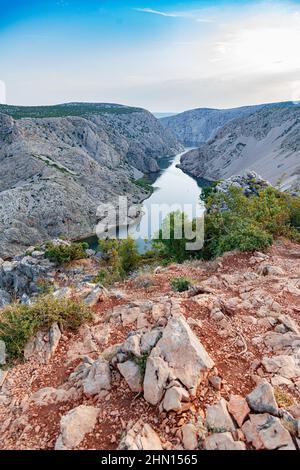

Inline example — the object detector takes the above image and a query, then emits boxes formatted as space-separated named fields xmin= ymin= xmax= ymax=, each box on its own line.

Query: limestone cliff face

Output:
xmin=161 ymin=104 xmax=267 ymax=146
xmin=0 ymin=105 xmax=183 ymax=257
xmin=178 ymin=103 xmax=300 ymax=192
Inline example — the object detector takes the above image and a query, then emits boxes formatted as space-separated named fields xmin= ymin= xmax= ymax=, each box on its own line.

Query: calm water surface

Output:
xmin=82 ymin=149 xmax=209 ymax=251
xmin=119 ymin=149 xmax=208 ymax=251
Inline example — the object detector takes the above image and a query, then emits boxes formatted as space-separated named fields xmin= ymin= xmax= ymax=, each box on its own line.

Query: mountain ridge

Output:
xmin=178 ymin=103 xmax=300 ymax=192
xmin=161 ymin=100 xmax=298 ymax=146
xmin=0 ymin=105 xmax=183 ymax=257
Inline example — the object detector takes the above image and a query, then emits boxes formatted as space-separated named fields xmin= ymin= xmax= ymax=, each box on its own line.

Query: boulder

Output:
xmin=140 ymin=329 xmax=162 ymax=354
xmin=279 ymin=410 xmax=299 ymax=437
xmin=151 ymin=303 xmax=167 ymax=322
xmin=257 ymin=265 xmax=285 ymax=277
xmin=271 ymin=375 xmax=293 ymax=387
xmin=181 ymin=423 xmax=198 ymax=450
xmin=121 ymin=307 xmax=141 ymax=326
xmin=121 ymin=334 xmax=141 ymax=357
xmin=206 ymin=399 xmax=236 ymax=434
xmin=24 ymin=322 xmax=61 ymax=364
xmin=278 ymin=314 xmax=300 ymax=336
xmin=83 ymin=359 xmax=111 ymax=396
xmin=246 ymin=381 xmax=278 ymax=415
xmin=0 ymin=289 xmax=11 ymax=308
xmin=263 ymin=332 xmax=300 ymax=352
xmin=163 ymin=385 xmax=190 ymax=412
xmin=228 ymin=395 xmax=250 ymax=427
xmin=0 ymin=340 xmax=6 ymax=365
xmin=262 ymin=355 xmax=299 ymax=380
xmin=204 ymin=432 xmax=246 ymax=450
xmin=55 ymin=405 xmax=99 ymax=450
xmin=209 ymin=376 xmax=222 ymax=391
xmin=82 ymin=285 xmax=107 ymax=307
xmin=242 ymin=414 xmax=296 ymax=450
xmin=143 ymin=356 xmax=170 ymax=405
xmin=287 ymin=405 xmax=300 ymax=419
xmin=118 ymin=420 xmax=163 ymax=450
xmin=150 ymin=316 xmax=214 ymax=397
xmin=117 ymin=360 xmax=143 ymax=393
xmin=0 ymin=369 xmax=7 ymax=388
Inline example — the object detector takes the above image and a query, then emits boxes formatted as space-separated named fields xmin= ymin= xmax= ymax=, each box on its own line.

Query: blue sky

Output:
xmin=1 ymin=1 xmax=300 ymax=111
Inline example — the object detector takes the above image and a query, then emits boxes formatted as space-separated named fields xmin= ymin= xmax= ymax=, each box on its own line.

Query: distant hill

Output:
xmin=161 ymin=101 xmax=296 ymax=146
xmin=178 ymin=102 xmax=300 ymax=193
xmin=0 ymin=102 xmax=143 ymax=120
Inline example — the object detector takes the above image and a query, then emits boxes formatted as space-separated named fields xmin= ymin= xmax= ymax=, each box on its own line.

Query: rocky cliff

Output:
xmin=161 ymin=103 xmax=268 ymax=146
xmin=178 ymin=103 xmax=300 ymax=192
xmin=0 ymin=104 xmax=183 ymax=257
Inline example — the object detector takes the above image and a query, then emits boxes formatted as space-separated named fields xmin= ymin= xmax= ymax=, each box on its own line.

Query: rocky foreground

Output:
xmin=0 ymin=239 xmax=300 ymax=450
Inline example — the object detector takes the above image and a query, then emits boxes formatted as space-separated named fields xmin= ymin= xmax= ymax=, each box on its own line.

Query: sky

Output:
xmin=0 ymin=0 xmax=300 ymax=112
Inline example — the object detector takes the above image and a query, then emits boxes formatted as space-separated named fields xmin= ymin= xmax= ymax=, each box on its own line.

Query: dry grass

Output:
xmin=274 ymin=387 xmax=296 ymax=408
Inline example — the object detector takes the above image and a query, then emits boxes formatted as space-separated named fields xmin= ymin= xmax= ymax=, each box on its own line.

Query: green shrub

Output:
xmin=153 ymin=211 xmax=198 ymax=263
xmin=97 ymin=237 xmax=140 ymax=285
xmin=45 ymin=241 xmax=88 ymax=264
xmin=0 ymin=296 xmax=92 ymax=361
xmin=35 ymin=279 xmax=55 ymax=295
xmin=171 ymin=277 xmax=192 ymax=292
xmin=131 ymin=177 xmax=153 ymax=193
xmin=201 ymin=186 xmax=300 ymax=259
xmin=134 ymin=353 xmax=149 ymax=377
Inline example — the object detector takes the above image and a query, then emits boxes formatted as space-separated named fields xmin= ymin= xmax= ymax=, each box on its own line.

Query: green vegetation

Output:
xmin=0 ymin=296 xmax=92 ymax=362
xmin=151 ymin=185 xmax=300 ymax=264
xmin=171 ymin=277 xmax=192 ymax=292
xmin=0 ymin=103 xmax=142 ymax=120
xmin=44 ymin=241 xmax=88 ymax=265
xmin=200 ymin=181 xmax=219 ymax=202
xmin=95 ymin=237 xmax=140 ymax=286
xmin=35 ymin=279 xmax=55 ymax=295
xmin=134 ymin=353 xmax=150 ymax=377
xmin=131 ymin=177 xmax=154 ymax=193
xmin=153 ymin=211 xmax=198 ymax=263
xmin=202 ymin=186 xmax=300 ymax=259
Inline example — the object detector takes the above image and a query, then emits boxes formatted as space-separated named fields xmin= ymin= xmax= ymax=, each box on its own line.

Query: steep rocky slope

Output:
xmin=0 ymin=239 xmax=299 ymax=450
xmin=161 ymin=103 xmax=269 ymax=146
xmin=178 ymin=103 xmax=300 ymax=191
xmin=0 ymin=104 xmax=182 ymax=257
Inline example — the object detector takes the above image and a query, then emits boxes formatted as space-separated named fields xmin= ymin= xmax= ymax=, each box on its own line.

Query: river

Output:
xmin=120 ymin=149 xmax=207 ymax=251
xmin=83 ymin=149 xmax=208 ymax=252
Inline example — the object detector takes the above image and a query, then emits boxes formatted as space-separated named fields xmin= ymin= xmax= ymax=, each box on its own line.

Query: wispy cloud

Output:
xmin=133 ymin=8 xmax=188 ymax=18
xmin=134 ymin=7 xmax=214 ymax=23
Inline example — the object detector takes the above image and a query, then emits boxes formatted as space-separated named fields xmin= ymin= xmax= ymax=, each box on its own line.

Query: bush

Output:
xmin=131 ymin=177 xmax=153 ymax=193
xmin=134 ymin=353 xmax=150 ymax=377
xmin=96 ymin=237 xmax=140 ymax=285
xmin=133 ymin=271 xmax=155 ymax=289
xmin=201 ymin=186 xmax=300 ymax=259
xmin=171 ymin=277 xmax=192 ymax=292
xmin=0 ymin=296 xmax=92 ymax=361
xmin=153 ymin=211 xmax=198 ymax=263
xmin=45 ymin=241 xmax=88 ymax=264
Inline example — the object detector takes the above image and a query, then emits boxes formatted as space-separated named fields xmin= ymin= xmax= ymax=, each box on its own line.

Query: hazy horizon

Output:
xmin=1 ymin=0 xmax=300 ymax=112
